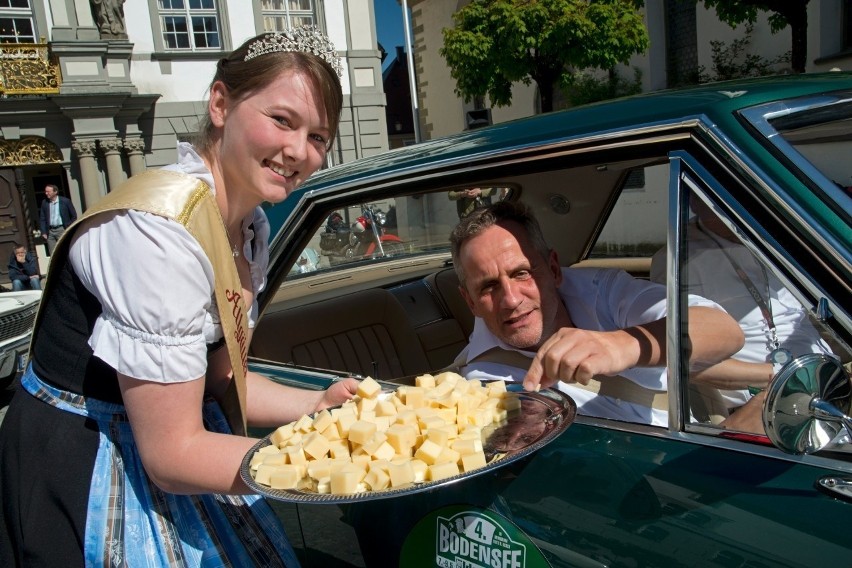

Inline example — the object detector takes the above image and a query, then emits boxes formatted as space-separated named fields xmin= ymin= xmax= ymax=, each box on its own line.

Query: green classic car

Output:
xmin=248 ymin=74 xmax=852 ymax=567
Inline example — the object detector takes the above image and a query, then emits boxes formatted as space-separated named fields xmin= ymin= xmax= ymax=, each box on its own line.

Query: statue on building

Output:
xmin=90 ymin=0 xmax=128 ymax=39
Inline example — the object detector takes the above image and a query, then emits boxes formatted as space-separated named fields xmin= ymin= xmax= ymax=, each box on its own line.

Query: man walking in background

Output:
xmin=39 ymin=184 xmax=77 ymax=255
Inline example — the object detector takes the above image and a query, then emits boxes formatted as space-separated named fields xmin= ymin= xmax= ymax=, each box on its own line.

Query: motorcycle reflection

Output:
xmin=320 ymin=205 xmax=404 ymax=265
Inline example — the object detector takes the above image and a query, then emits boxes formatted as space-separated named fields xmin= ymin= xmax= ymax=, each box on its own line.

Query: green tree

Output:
xmin=440 ymin=0 xmax=649 ymax=113
xmin=699 ymin=0 xmax=810 ymax=73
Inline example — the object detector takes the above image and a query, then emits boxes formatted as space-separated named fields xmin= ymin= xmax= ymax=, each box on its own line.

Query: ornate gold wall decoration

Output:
xmin=0 ymin=137 xmax=63 ymax=166
xmin=0 ymin=42 xmax=62 ymax=95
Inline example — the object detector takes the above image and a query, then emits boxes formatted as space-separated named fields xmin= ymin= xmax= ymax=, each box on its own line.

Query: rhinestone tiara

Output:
xmin=244 ymin=26 xmax=343 ymax=77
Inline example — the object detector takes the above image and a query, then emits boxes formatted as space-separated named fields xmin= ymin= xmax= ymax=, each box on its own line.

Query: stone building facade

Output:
xmin=0 ymin=0 xmax=388 ymax=275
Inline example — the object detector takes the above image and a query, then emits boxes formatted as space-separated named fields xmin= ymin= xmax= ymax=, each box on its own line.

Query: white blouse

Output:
xmin=69 ymin=143 xmax=270 ymax=383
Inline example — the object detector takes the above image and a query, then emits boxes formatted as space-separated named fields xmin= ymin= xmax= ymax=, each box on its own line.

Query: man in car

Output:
xmin=449 ymin=201 xmax=745 ymax=426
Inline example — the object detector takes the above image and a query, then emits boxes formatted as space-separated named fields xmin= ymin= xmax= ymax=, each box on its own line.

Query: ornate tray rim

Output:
xmin=240 ymin=382 xmax=576 ymax=504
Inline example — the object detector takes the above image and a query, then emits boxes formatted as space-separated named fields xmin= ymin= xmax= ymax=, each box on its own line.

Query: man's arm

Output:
xmin=7 ymin=256 xmax=24 ymax=282
xmin=523 ymin=306 xmax=744 ymax=391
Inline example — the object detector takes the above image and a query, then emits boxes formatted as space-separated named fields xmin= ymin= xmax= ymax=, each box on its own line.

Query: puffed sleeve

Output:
xmin=69 ymin=210 xmax=216 ymax=383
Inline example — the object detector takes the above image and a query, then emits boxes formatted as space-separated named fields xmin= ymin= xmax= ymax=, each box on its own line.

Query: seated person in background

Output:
xmin=8 ymin=245 xmax=41 ymax=291
xmin=650 ymin=198 xmax=833 ymax=424
xmin=449 ymin=201 xmax=744 ymax=426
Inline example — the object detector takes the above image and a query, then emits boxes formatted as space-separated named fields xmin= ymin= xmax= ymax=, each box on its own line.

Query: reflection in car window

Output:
xmin=650 ymin=186 xmax=851 ymax=442
xmin=287 ymin=187 xmax=512 ymax=277
xmin=743 ymin=93 xmax=852 ymax=209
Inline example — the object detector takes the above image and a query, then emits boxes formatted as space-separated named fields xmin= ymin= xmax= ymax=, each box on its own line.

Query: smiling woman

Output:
xmin=0 ymin=26 xmax=357 ymax=568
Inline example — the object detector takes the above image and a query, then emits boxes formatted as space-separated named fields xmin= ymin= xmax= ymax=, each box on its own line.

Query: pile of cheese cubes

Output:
xmin=249 ymin=371 xmax=521 ymax=495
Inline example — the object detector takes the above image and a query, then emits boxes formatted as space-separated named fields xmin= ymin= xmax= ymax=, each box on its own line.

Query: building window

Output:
xmin=261 ymin=0 xmax=315 ymax=32
xmin=0 ymin=0 xmax=36 ymax=43
xmin=158 ymin=0 xmax=221 ymax=50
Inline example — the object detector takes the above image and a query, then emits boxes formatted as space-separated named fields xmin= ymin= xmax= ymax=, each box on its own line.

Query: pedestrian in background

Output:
xmin=7 ymin=245 xmax=40 ymax=291
xmin=38 ymin=184 xmax=77 ymax=255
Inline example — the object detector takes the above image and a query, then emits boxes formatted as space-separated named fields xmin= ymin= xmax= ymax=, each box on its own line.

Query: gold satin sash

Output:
xmin=33 ymin=169 xmax=250 ymax=435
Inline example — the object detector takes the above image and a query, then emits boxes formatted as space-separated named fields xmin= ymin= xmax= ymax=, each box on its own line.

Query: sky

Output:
xmin=374 ymin=0 xmax=407 ymax=70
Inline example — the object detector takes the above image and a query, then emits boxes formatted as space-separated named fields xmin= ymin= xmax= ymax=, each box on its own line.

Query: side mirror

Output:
xmin=763 ymin=353 xmax=852 ymax=455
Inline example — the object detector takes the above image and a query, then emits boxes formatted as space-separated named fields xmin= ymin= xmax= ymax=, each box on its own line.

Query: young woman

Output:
xmin=0 ymin=26 xmax=358 ymax=567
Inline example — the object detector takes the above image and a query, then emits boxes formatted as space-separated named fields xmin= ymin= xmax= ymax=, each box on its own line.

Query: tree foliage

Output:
xmin=440 ymin=0 xmax=649 ymax=113
xmin=698 ymin=0 xmax=810 ymax=73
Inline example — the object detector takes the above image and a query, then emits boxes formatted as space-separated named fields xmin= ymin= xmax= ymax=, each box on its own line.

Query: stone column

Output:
xmin=99 ymin=137 xmax=125 ymax=191
xmin=72 ymin=139 xmax=102 ymax=209
xmin=124 ymin=137 xmax=146 ymax=176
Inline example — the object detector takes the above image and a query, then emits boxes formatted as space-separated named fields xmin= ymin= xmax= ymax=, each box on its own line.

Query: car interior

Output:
xmin=250 ymin=148 xmax=851 ymax=445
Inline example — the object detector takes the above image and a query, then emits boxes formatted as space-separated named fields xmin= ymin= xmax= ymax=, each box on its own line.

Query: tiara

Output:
xmin=244 ymin=26 xmax=343 ymax=77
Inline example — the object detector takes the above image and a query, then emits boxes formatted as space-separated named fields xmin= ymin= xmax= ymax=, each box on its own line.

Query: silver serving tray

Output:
xmin=240 ymin=382 xmax=576 ymax=504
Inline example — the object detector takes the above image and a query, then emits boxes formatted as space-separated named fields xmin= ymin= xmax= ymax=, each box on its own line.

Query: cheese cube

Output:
xmin=414 ymin=438 xmax=444 ymax=465
xmin=364 ymin=467 xmax=391 ymax=491
xmin=461 ymin=451 xmax=487 ymax=473
xmin=293 ymin=414 xmax=314 ymax=432
xmin=385 ymin=424 xmax=418 ymax=453
xmin=312 ymin=409 xmax=334 ymax=432
xmin=434 ymin=371 xmax=462 ymax=386
xmin=262 ymin=452 xmax=288 ymax=467
xmin=302 ymin=431 xmax=330 ymax=460
xmin=409 ymin=459 xmax=428 ymax=482
xmin=269 ymin=465 xmax=303 ymax=490
xmin=330 ymin=464 xmax=364 ymax=494
xmin=500 ymin=394 xmax=522 ymax=411
xmin=452 ymin=437 xmax=483 ymax=455
xmin=270 ymin=423 xmax=295 ymax=447
xmin=415 ymin=373 xmax=436 ymax=388
xmin=348 ymin=420 xmax=377 ymax=446
xmin=356 ymin=376 xmax=382 ymax=399
xmin=376 ymin=399 xmax=397 ymax=417
xmin=427 ymin=461 xmax=460 ymax=481
xmin=387 ymin=460 xmax=415 ymax=487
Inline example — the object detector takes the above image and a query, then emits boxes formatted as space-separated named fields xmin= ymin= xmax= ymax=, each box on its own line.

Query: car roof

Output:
xmin=298 ymin=73 xmax=852 ymax=193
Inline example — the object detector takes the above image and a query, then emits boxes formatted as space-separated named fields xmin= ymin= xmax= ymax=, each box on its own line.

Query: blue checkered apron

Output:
xmin=20 ymin=366 xmax=300 ymax=567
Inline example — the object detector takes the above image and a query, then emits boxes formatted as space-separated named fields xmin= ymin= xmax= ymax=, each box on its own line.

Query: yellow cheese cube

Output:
xmin=336 ymin=411 xmax=357 ymax=437
xmin=269 ymin=465 xmax=303 ymax=490
xmin=400 ymin=386 xmax=426 ymax=408
xmin=437 ymin=447 xmax=461 ymax=466
xmin=385 ymin=424 xmax=418 ymax=453
xmin=409 ymin=459 xmax=428 ymax=482
xmin=387 ymin=460 xmax=415 ymax=487
xmin=415 ymin=373 xmax=436 ymax=388
xmin=293 ymin=414 xmax=314 ymax=432
xmin=284 ymin=446 xmax=307 ymax=465
xmin=312 ymin=409 xmax=334 ymax=432
xmin=487 ymin=380 xmax=508 ymax=395
xmin=307 ymin=458 xmax=334 ymax=481
xmin=427 ymin=461 xmax=460 ymax=481
xmin=375 ymin=399 xmax=397 ymax=417
xmin=270 ymin=424 xmax=295 ymax=447
xmin=461 ymin=451 xmax=487 ymax=473
xmin=414 ymin=438 xmax=444 ymax=465
xmin=328 ymin=439 xmax=350 ymax=459
xmin=434 ymin=371 xmax=462 ymax=386
xmin=330 ymin=464 xmax=364 ymax=494
xmin=254 ymin=464 xmax=275 ymax=486
xmin=348 ymin=420 xmax=377 ymax=446
xmin=364 ymin=467 xmax=391 ymax=491
xmin=499 ymin=393 xmax=522 ymax=411
xmin=302 ymin=431 xmax=331 ymax=460
xmin=356 ymin=376 xmax=383 ymax=399
xmin=262 ymin=452 xmax=288 ymax=467
xmin=452 ymin=437 xmax=483 ymax=455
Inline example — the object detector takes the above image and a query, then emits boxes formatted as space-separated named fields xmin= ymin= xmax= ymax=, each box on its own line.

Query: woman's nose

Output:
xmin=283 ymin=132 xmax=308 ymax=163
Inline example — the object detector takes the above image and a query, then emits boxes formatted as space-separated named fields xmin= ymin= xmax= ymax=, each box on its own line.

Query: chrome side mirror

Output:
xmin=763 ymin=354 xmax=852 ymax=455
